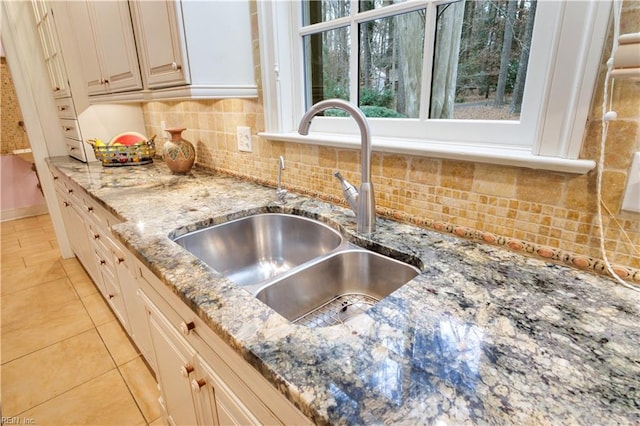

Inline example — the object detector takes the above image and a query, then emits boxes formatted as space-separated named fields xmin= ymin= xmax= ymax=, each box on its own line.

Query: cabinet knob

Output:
xmin=180 ymin=321 xmax=195 ymax=335
xmin=100 ymin=259 xmax=106 ymax=265
xmin=94 ymin=234 xmax=100 ymax=240
xmin=63 ymin=201 xmax=70 ymax=207
xmin=171 ymin=62 xmax=181 ymax=71
xmin=87 ymin=206 xmax=94 ymax=212
xmin=117 ymin=257 xmax=125 ymax=264
xmin=191 ymin=378 xmax=206 ymax=392
xmin=53 ymin=176 xmax=59 ymax=180
xmin=108 ymin=294 xmax=115 ymax=299
xmin=68 ymin=189 xmax=73 ymax=194
xmin=54 ymin=86 xmax=60 ymax=91
xmin=180 ymin=364 xmax=194 ymax=378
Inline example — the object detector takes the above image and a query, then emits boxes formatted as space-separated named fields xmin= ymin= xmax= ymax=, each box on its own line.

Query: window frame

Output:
xmin=257 ymin=0 xmax=611 ymax=174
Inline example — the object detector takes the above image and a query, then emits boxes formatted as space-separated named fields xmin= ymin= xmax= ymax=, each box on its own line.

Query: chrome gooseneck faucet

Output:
xmin=298 ymin=99 xmax=376 ymax=233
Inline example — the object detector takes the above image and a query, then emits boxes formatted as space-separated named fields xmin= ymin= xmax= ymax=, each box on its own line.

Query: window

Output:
xmin=258 ymin=0 xmax=611 ymax=173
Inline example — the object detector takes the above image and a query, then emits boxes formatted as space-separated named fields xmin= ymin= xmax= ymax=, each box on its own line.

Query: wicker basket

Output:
xmin=90 ymin=139 xmax=156 ymax=167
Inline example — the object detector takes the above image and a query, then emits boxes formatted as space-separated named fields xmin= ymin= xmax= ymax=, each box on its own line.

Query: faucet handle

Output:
xmin=333 ymin=171 xmax=359 ymax=213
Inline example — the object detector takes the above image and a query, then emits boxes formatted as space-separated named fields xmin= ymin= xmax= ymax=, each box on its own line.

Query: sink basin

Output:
xmin=172 ymin=213 xmax=342 ymax=286
xmin=255 ymin=250 xmax=420 ymax=327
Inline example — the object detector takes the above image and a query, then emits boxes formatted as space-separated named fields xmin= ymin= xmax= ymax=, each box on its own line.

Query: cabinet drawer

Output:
xmin=60 ymin=118 xmax=82 ymax=140
xmin=55 ymin=97 xmax=76 ymax=119
xmin=65 ymin=138 xmax=87 ymax=162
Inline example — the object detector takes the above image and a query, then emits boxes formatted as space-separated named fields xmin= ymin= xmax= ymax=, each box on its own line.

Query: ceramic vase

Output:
xmin=163 ymin=128 xmax=195 ymax=174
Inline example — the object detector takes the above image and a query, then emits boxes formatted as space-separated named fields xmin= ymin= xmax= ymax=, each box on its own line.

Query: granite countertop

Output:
xmin=47 ymin=157 xmax=640 ymax=425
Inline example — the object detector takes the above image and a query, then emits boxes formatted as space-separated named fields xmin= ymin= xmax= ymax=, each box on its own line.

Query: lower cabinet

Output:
xmin=49 ymin=164 xmax=310 ymax=425
xmin=141 ymin=291 xmax=200 ymax=426
xmin=135 ymin=264 xmax=308 ymax=426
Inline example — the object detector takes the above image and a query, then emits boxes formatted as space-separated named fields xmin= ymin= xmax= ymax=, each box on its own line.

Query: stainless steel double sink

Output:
xmin=172 ymin=213 xmax=420 ymax=327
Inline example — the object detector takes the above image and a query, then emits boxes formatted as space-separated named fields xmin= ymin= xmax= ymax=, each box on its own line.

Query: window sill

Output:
xmin=259 ymin=131 xmax=595 ymax=174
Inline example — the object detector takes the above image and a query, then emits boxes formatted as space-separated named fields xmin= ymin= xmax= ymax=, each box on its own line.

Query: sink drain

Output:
xmin=292 ymin=293 xmax=379 ymax=327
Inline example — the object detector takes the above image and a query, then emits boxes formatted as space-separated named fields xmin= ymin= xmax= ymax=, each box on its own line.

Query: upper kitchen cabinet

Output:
xmin=31 ymin=1 xmax=69 ymax=98
xmin=129 ymin=0 xmax=257 ymax=100
xmin=65 ymin=0 xmax=143 ymax=97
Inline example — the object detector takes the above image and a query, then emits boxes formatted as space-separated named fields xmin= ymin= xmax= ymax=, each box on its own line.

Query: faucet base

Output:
xmin=357 ymin=183 xmax=376 ymax=233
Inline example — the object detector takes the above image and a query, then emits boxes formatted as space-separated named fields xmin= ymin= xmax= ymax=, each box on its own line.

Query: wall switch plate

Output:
xmin=622 ymin=152 xmax=640 ymax=213
xmin=237 ymin=126 xmax=252 ymax=152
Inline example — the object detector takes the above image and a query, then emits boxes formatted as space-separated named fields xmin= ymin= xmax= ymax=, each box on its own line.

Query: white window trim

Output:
xmin=257 ymin=0 xmax=611 ymax=174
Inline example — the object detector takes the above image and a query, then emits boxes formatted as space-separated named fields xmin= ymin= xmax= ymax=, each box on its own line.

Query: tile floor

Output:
xmin=1 ymin=214 xmax=164 ymax=425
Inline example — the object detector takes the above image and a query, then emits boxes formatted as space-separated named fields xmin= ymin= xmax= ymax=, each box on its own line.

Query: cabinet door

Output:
xmin=65 ymin=0 xmax=142 ymax=95
xmin=90 ymin=1 xmax=142 ymax=93
xmin=126 ymin=274 xmax=156 ymax=372
xmin=194 ymin=355 xmax=268 ymax=426
xmin=129 ymin=0 xmax=189 ymax=88
xmin=32 ymin=1 xmax=69 ymax=97
xmin=142 ymin=292 xmax=200 ymax=426
xmin=65 ymin=1 xmax=105 ymax=95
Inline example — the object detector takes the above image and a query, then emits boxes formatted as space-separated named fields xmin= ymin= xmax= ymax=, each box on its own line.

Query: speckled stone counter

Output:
xmin=47 ymin=156 xmax=640 ymax=425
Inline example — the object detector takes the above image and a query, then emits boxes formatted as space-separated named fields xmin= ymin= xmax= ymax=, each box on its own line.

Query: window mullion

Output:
xmin=349 ymin=0 xmax=359 ymax=104
xmin=419 ymin=1 xmax=438 ymax=121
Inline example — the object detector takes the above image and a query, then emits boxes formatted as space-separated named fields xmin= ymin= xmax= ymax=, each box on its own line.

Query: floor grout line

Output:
xmin=1 ymin=214 xmax=157 ymax=423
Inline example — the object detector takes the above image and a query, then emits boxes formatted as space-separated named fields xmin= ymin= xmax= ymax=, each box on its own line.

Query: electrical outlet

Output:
xmin=237 ymin=126 xmax=252 ymax=152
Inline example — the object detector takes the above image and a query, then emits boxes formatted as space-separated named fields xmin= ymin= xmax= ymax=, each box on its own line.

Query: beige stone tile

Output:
xmin=2 ymin=329 xmax=115 ymax=415
xmin=10 ymin=216 xmax=40 ymax=231
xmin=1 ymin=256 xmax=25 ymax=273
xmin=22 ymin=247 xmax=62 ymax=267
xmin=472 ymin=164 xmax=517 ymax=198
xmin=20 ymin=369 xmax=146 ymax=425
xmin=1 ymin=236 xmax=20 ymax=250
xmin=1 ymin=279 xmax=94 ymax=362
xmin=97 ymin=319 xmax=140 ymax=366
xmin=441 ymin=160 xmax=474 ymax=192
xmin=120 ymin=356 xmax=163 ymax=423
xmin=1 ymin=259 xmax=67 ymax=295
xmin=0 ymin=221 xmax=17 ymax=236
xmin=149 ymin=416 xmax=166 ymax=426
xmin=82 ymin=292 xmax=117 ymax=326
xmin=15 ymin=237 xmax=55 ymax=252
xmin=59 ymin=257 xmax=84 ymax=274
xmin=62 ymin=260 xmax=99 ymax=297
xmin=515 ymin=169 xmax=567 ymax=205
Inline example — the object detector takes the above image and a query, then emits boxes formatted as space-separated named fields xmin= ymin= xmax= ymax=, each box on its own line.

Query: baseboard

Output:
xmin=1 ymin=204 xmax=49 ymax=222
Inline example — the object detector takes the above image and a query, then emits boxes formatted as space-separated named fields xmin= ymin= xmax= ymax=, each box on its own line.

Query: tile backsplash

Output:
xmin=143 ymin=2 xmax=639 ymax=283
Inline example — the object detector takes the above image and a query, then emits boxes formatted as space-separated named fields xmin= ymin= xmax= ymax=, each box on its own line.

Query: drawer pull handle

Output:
xmin=191 ymin=378 xmax=206 ymax=392
xmin=180 ymin=364 xmax=194 ymax=378
xmin=180 ymin=321 xmax=195 ymax=335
